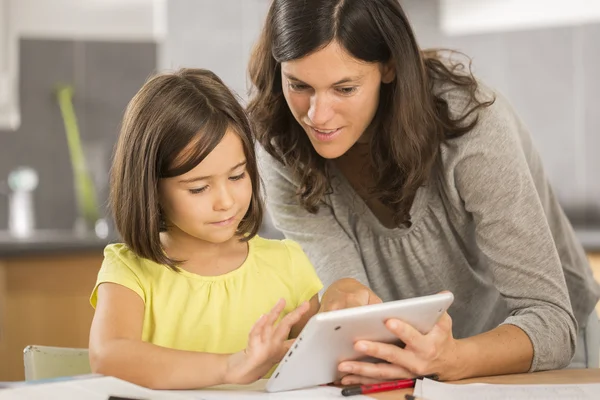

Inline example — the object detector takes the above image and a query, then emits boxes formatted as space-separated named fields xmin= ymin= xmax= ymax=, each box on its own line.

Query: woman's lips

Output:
xmin=310 ymin=126 xmax=342 ymax=142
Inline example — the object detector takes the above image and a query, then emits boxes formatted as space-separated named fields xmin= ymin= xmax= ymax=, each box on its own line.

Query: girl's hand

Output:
xmin=224 ymin=299 xmax=309 ymax=385
xmin=319 ymin=278 xmax=382 ymax=312
xmin=337 ymin=312 xmax=460 ymax=385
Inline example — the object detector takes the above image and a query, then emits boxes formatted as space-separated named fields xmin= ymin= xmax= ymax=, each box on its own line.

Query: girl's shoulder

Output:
xmin=101 ymin=243 xmax=165 ymax=280
xmin=250 ymin=236 xmax=307 ymax=265
xmin=251 ymin=235 xmax=299 ymax=254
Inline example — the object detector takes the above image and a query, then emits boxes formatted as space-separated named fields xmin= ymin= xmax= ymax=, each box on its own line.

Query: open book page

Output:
xmin=416 ymin=378 xmax=600 ymax=400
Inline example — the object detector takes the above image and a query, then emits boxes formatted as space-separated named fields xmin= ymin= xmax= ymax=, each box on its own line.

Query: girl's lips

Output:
xmin=210 ymin=216 xmax=236 ymax=226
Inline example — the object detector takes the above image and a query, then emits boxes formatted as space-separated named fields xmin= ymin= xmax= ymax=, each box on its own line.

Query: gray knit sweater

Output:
xmin=257 ymin=82 xmax=600 ymax=372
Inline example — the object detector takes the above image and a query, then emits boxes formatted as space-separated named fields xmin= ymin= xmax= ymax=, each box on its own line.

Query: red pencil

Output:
xmin=341 ymin=375 xmax=438 ymax=397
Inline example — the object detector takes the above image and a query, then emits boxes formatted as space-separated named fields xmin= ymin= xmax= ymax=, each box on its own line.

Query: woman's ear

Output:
xmin=380 ymin=60 xmax=396 ymax=84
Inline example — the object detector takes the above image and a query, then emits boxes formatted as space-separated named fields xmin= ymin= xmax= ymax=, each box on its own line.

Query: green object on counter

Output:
xmin=56 ymin=85 xmax=99 ymax=227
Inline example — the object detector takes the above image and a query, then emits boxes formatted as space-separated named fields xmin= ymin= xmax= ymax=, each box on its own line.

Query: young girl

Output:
xmin=89 ymin=68 xmax=322 ymax=389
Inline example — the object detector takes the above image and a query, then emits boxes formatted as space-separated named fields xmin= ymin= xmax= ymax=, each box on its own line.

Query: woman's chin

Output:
xmin=310 ymin=141 xmax=353 ymax=160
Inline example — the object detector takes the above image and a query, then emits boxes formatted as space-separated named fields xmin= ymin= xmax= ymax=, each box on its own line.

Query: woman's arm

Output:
xmin=90 ymin=283 xmax=308 ymax=389
xmin=450 ymin=92 xmax=577 ymax=372
xmin=455 ymin=325 xmax=533 ymax=378
xmin=338 ymin=309 xmax=533 ymax=384
xmin=338 ymin=92 xmax=577 ymax=383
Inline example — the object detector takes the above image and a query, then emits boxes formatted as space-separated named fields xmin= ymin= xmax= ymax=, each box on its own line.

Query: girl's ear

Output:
xmin=158 ymin=206 xmax=167 ymax=231
xmin=381 ymin=60 xmax=396 ymax=84
xmin=157 ymin=182 xmax=169 ymax=230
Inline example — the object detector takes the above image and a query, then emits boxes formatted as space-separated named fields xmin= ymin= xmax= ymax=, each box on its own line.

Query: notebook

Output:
xmin=414 ymin=377 xmax=600 ymax=400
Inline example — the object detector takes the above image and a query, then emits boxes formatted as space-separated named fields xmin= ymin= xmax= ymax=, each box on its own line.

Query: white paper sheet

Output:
xmin=0 ymin=376 xmax=188 ymax=400
xmin=412 ymin=378 xmax=423 ymax=396
xmin=165 ymin=380 xmax=369 ymax=399
xmin=418 ymin=378 xmax=600 ymax=400
xmin=0 ymin=376 xmax=368 ymax=400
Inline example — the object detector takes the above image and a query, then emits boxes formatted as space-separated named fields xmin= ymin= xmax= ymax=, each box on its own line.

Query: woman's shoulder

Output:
xmin=435 ymin=78 xmax=529 ymax=164
xmin=256 ymin=142 xmax=279 ymax=166
xmin=256 ymin=142 xmax=298 ymax=181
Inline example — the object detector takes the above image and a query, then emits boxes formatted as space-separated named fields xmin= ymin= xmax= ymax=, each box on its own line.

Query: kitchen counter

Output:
xmin=0 ymin=227 xmax=599 ymax=257
xmin=0 ymin=230 xmax=114 ymax=258
xmin=0 ymin=229 xmax=598 ymax=382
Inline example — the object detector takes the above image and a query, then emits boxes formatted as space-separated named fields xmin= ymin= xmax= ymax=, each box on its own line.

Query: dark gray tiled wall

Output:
xmin=4 ymin=2 xmax=598 ymax=233
xmin=401 ymin=0 xmax=600 ymax=227
xmin=0 ymin=39 xmax=157 ymax=231
xmin=163 ymin=0 xmax=270 ymax=101
xmin=583 ymin=24 xmax=600 ymax=223
xmin=163 ymin=1 xmax=599 ymax=231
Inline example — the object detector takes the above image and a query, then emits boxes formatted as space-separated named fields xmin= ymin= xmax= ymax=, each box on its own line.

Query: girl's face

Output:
xmin=158 ymin=130 xmax=253 ymax=244
xmin=281 ymin=41 xmax=395 ymax=159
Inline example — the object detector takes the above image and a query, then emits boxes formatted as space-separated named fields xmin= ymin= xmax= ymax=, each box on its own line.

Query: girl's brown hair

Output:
xmin=110 ymin=68 xmax=263 ymax=269
xmin=247 ymin=0 xmax=494 ymax=227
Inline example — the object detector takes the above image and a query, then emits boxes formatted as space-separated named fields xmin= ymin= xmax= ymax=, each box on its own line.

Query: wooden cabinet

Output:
xmin=589 ymin=253 xmax=600 ymax=315
xmin=0 ymin=251 xmax=599 ymax=382
xmin=0 ymin=253 xmax=102 ymax=381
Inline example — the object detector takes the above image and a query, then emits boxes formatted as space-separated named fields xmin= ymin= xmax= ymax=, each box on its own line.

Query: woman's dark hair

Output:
xmin=247 ymin=0 xmax=494 ymax=226
xmin=111 ymin=68 xmax=263 ymax=269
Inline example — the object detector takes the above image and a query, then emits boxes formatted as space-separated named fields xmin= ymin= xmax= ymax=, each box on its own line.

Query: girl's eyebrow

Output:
xmin=178 ymin=160 xmax=247 ymax=184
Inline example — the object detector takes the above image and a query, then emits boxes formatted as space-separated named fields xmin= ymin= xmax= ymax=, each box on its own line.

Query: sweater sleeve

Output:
xmin=446 ymin=90 xmax=577 ymax=371
xmin=257 ymin=144 xmax=370 ymax=291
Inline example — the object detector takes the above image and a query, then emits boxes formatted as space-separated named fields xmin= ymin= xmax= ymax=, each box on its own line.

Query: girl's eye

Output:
xmin=288 ymin=82 xmax=309 ymax=91
xmin=336 ymin=86 xmax=357 ymax=95
xmin=189 ymin=186 xmax=208 ymax=194
xmin=230 ymin=172 xmax=246 ymax=181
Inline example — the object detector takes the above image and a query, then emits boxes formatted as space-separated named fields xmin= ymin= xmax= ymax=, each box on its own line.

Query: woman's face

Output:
xmin=281 ymin=41 xmax=394 ymax=159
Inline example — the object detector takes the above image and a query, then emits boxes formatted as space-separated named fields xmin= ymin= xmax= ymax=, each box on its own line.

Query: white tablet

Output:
xmin=265 ymin=292 xmax=454 ymax=392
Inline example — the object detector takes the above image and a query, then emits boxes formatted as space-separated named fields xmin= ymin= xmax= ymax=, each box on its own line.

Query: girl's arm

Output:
xmin=90 ymin=283 xmax=307 ymax=389
xmin=90 ymin=283 xmax=226 ymax=389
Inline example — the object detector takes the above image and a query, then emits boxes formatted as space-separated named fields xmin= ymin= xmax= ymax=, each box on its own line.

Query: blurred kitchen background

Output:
xmin=0 ymin=0 xmax=599 ymax=381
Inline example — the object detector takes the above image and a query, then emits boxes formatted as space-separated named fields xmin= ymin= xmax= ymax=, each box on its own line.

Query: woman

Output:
xmin=247 ymin=0 xmax=600 ymax=384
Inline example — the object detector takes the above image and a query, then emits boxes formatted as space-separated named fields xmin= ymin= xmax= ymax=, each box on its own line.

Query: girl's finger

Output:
xmin=273 ymin=301 xmax=309 ymax=339
xmin=262 ymin=298 xmax=286 ymax=341
xmin=248 ymin=314 xmax=267 ymax=347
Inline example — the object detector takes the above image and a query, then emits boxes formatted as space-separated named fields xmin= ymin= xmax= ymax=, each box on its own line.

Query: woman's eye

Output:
xmin=336 ymin=86 xmax=357 ymax=95
xmin=230 ymin=172 xmax=246 ymax=181
xmin=288 ymin=82 xmax=309 ymax=91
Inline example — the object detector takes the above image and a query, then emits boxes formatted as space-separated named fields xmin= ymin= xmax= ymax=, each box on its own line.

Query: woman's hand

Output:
xmin=224 ymin=299 xmax=309 ymax=385
xmin=338 ymin=311 xmax=462 ymax=385
xmin=319 ymin=278 xmax=382 ymax=312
